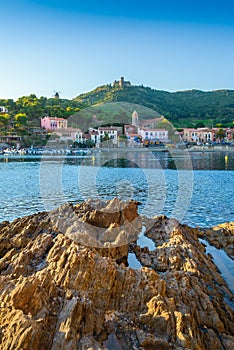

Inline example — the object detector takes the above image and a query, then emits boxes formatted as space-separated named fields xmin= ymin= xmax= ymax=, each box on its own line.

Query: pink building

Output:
xmin=124 ymin=124 xmax=138 ymax=136
xmin=226 ymin=128 xmax=234 ymax=141
xmin=41 ymin=116 xmax=67 ymax=131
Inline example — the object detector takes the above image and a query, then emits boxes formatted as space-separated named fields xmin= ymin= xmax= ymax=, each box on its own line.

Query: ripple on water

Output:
xmin=0 ymin=159 xmax=233 ymax=228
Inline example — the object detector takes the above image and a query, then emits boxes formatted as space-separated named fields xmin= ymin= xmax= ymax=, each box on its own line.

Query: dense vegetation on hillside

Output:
xmin=0 ymin=84 xmax=234 ymax=129
xmin=0 ymin=95 xmax=83 ymax=146
xmin=0 ymin=94 xmax=83 ymax=127
xmin=74 ymin=85 xmax=234 ymax=127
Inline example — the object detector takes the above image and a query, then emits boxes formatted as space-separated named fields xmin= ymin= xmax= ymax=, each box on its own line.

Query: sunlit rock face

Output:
xmin=198 ymin=222 xmax=234 ymax=259
xmin=0 ymin=199 xmax=233 ymax=350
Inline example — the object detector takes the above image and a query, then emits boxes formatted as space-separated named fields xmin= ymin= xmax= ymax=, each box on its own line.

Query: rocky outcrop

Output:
xmin=197 ymin=222 xmax=234 ymax=259
xmin=0 ymin=199 xmax=233 ymax=350
xmin=49 ymin=198 xmax=141 ymax=250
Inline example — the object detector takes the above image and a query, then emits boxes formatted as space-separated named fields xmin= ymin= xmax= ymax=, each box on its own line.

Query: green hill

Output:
xmin=68 ymin=101 xmax=163 ymax=132
xmin=74 ymin=84 xmax=234 ymax=128
xmin=1 ymin=84 xmax=234 ymax=129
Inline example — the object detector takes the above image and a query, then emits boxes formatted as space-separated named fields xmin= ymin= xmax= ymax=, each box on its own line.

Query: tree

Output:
xmin=195 ymin=122 xmax=205 ymax=128
xmin=85 ymin=139 xmax=95 ymax=148
xmin=216 ymin=128 xmax=225 ymax=142
xmin=14 ymin=113 xmax=28 ymax=129
xmin=102 ymin=132 xmax=110 ymax=142
xmin=0 ymin=114 xmax=10 ymax=132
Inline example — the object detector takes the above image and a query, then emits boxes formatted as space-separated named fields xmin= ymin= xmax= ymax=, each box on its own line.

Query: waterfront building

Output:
xmin=98 ymin=127 xmax=118 ymax=144
xmin=89 ymin=130 xmax=99 ymax=144
xmin=124 ymin=124 xmax=138 ymax=136
xmin=41 ymin=116 xmax=67 ymax=131
xmin=54 ymin=128 xmax=84 ymax=142
xmin=127 ymin=133 xmax=142 ymax=146
xmin=138 ymin=127 xmax=169 ymax=143
xmin=87 ymin=127 xmax=119 ymax=145
xmin=226 ymin=128 xmax=234 ymax=141
xmin=182 ymin=128 xmax=216 ymax=143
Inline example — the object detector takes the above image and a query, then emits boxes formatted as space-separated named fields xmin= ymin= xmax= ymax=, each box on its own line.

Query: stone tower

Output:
xmin=119 ymin=77 xmax=124 ymax=87
xmin=132 ymin=111 xmax=139 ymax=126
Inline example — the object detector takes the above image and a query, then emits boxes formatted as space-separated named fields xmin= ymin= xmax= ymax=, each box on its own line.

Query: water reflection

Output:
xmin=137 ymin=226 xmax=156 ymax=251
xmin=0 ymin=150 xmax=233 ymax=170
xmin=128 ymin=253 xmax=143 ymax=269
xmin=199 ymin=239 xmax=234 ymax=294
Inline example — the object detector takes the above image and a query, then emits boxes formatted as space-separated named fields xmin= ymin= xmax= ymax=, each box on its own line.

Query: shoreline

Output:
xmin=1 ymin=145 xmax=234 ymax=156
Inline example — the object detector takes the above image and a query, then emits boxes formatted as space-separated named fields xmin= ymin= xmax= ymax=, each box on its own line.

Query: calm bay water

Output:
xmin=0 ymin=151 xmax=233 ymax=227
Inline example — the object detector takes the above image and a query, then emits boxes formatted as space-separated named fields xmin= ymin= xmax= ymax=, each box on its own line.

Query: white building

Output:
xmin=138 ymin=127 xmax=168 ymax=143
xmin=98 ymin=127 xmax=118 ymax=145
xmin=55 ymin=128 xmax=84 ymax=142
xmin=88 ymin=127 xmax=118 ymax=145
xmin=0 ymin=106 xmax=8 ymax=113
xmin=89 ymin=130 xmax=99 ymax=144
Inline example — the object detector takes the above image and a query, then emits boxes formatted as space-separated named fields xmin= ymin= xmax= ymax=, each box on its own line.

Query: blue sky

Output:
xmin=0 ymin=0 xmax=234 ymax=100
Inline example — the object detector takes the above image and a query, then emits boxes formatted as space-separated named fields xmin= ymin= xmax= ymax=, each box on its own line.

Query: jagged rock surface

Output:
xmin=198 ymin=222 xmax=234 ymax=259
xmin=0 ymin=199 xmax=233 ymax=350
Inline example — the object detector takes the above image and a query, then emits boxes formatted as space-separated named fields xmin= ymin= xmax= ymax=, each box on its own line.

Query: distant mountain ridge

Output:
xmin=73 ymin=84 xmax=234 ymax=127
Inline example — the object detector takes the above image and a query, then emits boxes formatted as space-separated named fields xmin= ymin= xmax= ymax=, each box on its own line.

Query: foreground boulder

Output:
xmin=0 ymin=199 xmax=233 ymax=350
